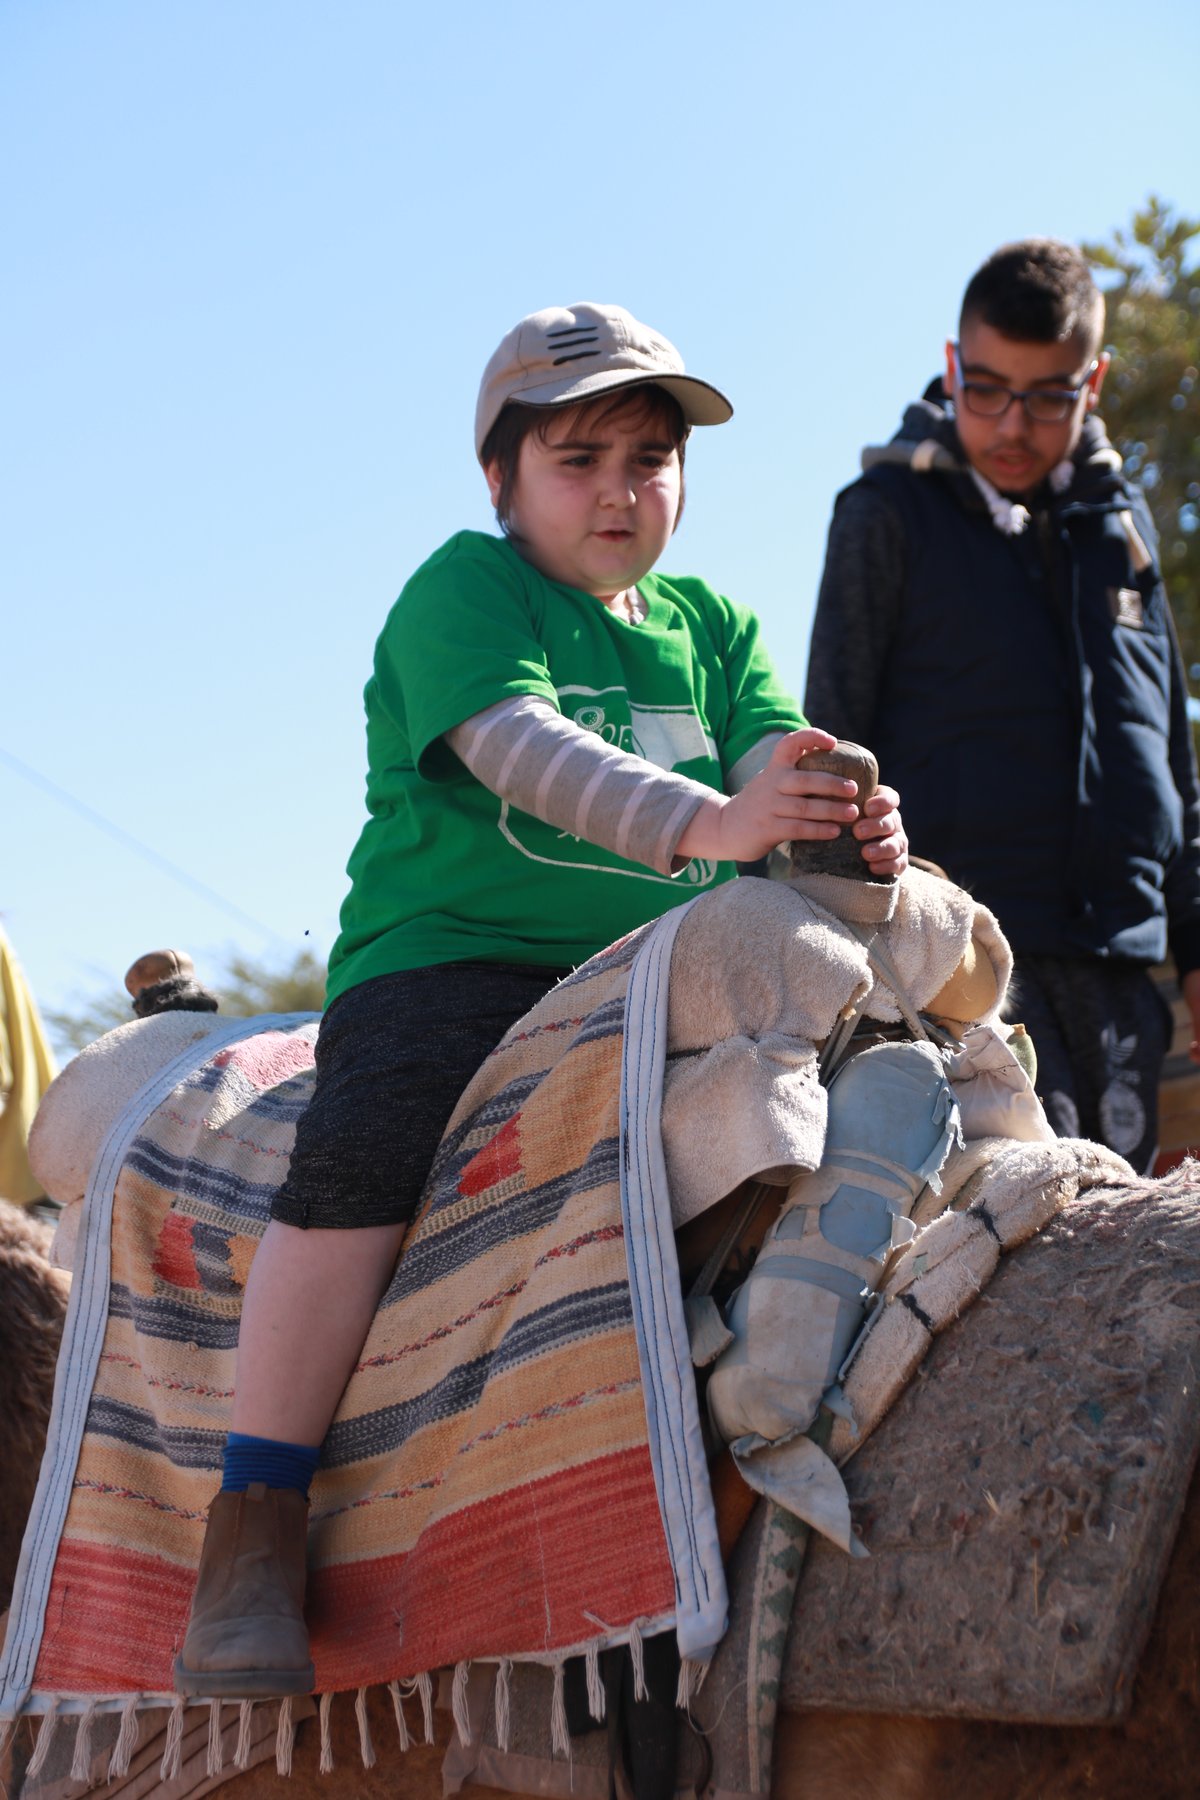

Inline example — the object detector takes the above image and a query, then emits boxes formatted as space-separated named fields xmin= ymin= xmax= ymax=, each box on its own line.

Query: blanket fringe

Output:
xmin=319 ymin=1691 xmax=334 ymax=1773
xmin=388 ymin=1680 xmax=411 ymax=1752
xmin=417 ymin=1670 xmax=434 ymax=1744
xmin=496 ymin=1658 xmax=512 ymax=1752
xmin=276 ymin=1696 xmax=295 ymax=1777
xmin=355 ymin=1686 xmax=376 ymax=1768
xmin=26 ymin=1698 xmax=60 ymax=1780
xmin=70 ymin=1698 xmax=98 ymax=1782
xmin=585 ymin=1641 xmax=605 ymax=1721
xmin=207 ymin=1699 xmax=224 ymax=1778
xmin=108 ymin=1695 xmax=141 ymax=1781
xmin=629 ymin=1620 xmax=648 ymax=1703
xmin=235 ymin=1699 xmax=255 ymax=1768
xmin=452 ymin=1660 xmax=472 ymax=1746
xmin=160 ymin=1697 xmax=186 ymax=1782
xmin=550 ymin=1659 xmax=569 ymax=1759
xmin=676 ymin=1657 xmax=705 ymax=1710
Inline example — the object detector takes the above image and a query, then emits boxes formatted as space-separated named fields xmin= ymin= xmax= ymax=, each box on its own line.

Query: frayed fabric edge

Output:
xmin=2 ymin=1628 xmax=710 ymax=1776
xmin=0 ymin=1613 xmax=694 ymax=1713
xmin=108 ymin=1695 xmax=141 ymax=1780
xmin=160 ymin=1696 xmax=185 ymax=1782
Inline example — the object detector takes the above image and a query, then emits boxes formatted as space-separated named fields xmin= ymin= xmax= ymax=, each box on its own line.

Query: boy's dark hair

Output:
xmin=480 ymin=383 xmax=689 ymax=536
xmin=960 ymin=238 xmax=1105 ymax=361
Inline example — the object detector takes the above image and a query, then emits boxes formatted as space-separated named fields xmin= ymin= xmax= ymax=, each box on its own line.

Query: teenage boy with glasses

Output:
xmin=805 ymin=237 xmax=1200 ymax=1173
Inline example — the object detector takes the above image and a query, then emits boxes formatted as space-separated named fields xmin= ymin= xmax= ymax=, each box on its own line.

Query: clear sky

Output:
xmin=5 ymin=0 xmax=1199 ymax=1045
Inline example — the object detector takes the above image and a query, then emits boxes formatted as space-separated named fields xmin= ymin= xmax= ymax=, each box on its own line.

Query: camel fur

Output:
xmin=0 ymin=1199 xmax=68 ymax=1615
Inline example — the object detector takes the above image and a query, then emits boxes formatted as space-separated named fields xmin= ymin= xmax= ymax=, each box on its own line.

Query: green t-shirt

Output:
xmin=326 ymin=531 xmax=804 ymax=1003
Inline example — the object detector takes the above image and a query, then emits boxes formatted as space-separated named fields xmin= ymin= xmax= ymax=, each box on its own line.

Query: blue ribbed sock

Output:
xmin=221 ymin=1432 xmax=321 ymax=1496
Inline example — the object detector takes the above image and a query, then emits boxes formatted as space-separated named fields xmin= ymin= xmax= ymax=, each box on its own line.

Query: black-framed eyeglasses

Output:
xmin=952 ymin=345 xmax=1098 ymax=424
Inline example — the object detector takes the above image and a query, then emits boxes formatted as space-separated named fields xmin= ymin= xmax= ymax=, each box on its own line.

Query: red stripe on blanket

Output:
xmin=30 ymin=1450 xmax=675 ymax=1695
xmin=458 ymin=1114 xmax=524 ymax=1197
xmin=308 ymin=1446 xmax=675 ymax=1690
xmin=35 ymin=1540 xmax=195 ymax=1692
xmin=152 ymin=1211 xmax=201 ymax=1289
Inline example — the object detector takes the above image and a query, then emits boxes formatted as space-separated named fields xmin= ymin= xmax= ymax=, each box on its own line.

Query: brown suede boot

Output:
xmin=174 ymin=1482 xmax=314 ymax=1697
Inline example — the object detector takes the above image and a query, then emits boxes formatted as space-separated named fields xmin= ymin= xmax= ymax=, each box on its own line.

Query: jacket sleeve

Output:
xmin=1163 ymin=600 xmax=1200 ymax=976
xmin=803 ymin=481 xmax=906 ymax=745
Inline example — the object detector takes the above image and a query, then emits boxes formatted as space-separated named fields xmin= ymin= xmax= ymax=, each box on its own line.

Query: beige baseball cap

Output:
xmin=475 ymin=301 xmax=733 ymax=460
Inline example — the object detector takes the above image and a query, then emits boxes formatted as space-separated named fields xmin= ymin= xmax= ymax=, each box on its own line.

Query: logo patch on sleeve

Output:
xmin=1109 ymin=587 xmax=1144 ymax=629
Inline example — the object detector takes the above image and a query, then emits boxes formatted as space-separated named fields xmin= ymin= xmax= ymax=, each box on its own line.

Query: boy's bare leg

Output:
xmin=232 ymin=1218 xmax=409 ymax=1445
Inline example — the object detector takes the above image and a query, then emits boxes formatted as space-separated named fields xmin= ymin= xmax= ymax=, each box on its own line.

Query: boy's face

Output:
xmin=944 ymin=321 xmax=1108 ymax=495
xmin=485 ymin=398 xmax=682 ymax=601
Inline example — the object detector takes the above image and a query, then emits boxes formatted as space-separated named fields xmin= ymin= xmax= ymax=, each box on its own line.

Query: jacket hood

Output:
xmin=860 ymin=378 xmax=1134 ymax=536
xmin=865 ymin=378 xmax=1127 ymax=497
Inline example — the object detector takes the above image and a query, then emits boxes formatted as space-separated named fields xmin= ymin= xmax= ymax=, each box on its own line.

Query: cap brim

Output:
xmin=511 ymin=367 xmax=732 ymax=424
xmin=478 ymin=368 xmax=732 ymax=457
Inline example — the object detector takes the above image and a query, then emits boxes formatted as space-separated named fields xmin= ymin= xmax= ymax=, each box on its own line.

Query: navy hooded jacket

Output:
xmin=804 ymin=390 xmax=1200 ymax=973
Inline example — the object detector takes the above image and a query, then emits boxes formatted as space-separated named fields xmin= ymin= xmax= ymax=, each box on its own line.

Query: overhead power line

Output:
xmin=0 ymin=744 xmax=287 ymax=946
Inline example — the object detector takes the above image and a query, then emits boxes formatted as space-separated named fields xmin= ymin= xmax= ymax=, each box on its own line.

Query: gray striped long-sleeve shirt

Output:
xmin=447 ymin=695 xmax=783 ymax=875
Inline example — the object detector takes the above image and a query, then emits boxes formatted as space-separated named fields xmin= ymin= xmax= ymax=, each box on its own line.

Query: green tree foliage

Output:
xmin=1084 ymin=199 xmax=1200 ymax=662
xmin=218 ymin=948 xmax=327 ymax=1018
xmin=46 ymin=946 xmax=326 ymax=1055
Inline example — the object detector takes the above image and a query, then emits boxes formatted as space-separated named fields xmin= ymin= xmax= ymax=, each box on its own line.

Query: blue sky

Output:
xmin=5 ymin=0 xmax=1198 ymax=1044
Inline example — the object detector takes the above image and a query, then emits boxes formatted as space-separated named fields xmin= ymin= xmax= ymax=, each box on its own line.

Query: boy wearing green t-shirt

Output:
xmin=175 ymin=302 xmax=909 ymax=1698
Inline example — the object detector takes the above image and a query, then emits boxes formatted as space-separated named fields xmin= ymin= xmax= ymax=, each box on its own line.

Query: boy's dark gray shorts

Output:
xmin=271 ymin=961 xmax=568 ymax=1230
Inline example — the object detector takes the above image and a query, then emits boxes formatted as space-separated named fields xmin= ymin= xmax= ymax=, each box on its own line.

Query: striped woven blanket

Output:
xmin=1 ymin=907 xmax=724 ymax=1737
